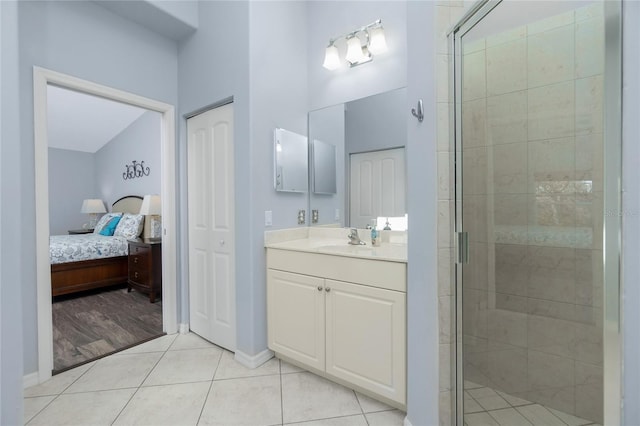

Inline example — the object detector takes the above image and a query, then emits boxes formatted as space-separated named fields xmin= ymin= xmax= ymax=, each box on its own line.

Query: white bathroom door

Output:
xmin=187 ymin=103 xmax=236 ymax=351
xmin=349 ymin=148 xmax=406 ymax=228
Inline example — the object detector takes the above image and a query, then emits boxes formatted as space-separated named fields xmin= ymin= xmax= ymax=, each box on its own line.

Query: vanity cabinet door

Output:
xmin=324 ymin=279 xmax=406 ymax=405
xmin=267 ymin=269 xmax=325 ymax=371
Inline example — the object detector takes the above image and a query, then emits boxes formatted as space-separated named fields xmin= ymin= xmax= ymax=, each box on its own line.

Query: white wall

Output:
xmin=177 ymin=0 xmax=253 ymax=349
xmin=0 ymin=2 xmax=24 ymax=423
xmin=48 ymin=148 xmax=97 ymax=235
xmin=12 ymin=0 xmax=178 ymax=380
xmin=178 ymin=0 xmax=308 ymax=356
xmin=622 ymin=1 xmax=640 ymax=424
xmin=95 ymin=110 xmax=162 ymax=207
xmin=307 ymin=1 xmax=408 ymax=111
xmin=406 ymin=2 xmax=439 ymax=425
xmin=247 ymin=1 xmax=309 ymax=353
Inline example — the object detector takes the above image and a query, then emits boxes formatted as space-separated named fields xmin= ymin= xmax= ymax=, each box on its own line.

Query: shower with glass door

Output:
xmin=451 ymin=1 xmax=621 ymax=425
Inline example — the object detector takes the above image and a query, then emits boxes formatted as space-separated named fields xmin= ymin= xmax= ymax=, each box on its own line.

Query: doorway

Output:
xmin=47 ymin=87 xmax=164 ymax=371
xmin=451 ymin=1 xmax=621 ymax=425
xmin=187 ymin=102 xmax=236 ymax=351
xmin=33 ymin=67 xmax=178 ymax=383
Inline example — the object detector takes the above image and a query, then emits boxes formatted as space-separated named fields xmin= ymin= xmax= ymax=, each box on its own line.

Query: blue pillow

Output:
xmin=99 ymin=216 xmax=122 ymax=236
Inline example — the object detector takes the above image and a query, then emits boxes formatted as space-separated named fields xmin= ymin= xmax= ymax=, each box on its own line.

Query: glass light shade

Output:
xmin=80 ymin=199 xmax=106 ymax=214
xmin=139 ymin=194 xmax=161 ymax=215
xmin=322 ymin=44 xmax=341 ymax=70
xmin=367 ymin=26 xmax=388 ymax=55
xmin=345 ymin=36 xmax=365 ymax=63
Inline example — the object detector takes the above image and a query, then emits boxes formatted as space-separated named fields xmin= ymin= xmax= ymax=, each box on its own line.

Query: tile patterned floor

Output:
xmin=24 ymin=333 xmax=405 ymax=426
xmin=463 ymin=380 xmax=602 ymax=426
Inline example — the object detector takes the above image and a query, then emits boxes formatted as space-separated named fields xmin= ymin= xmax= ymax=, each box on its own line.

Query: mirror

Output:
xmin=274 ymin=128 xmax=308 ymax=192
xmin=308 ymin=87 xmax=407 ymax=228
xmin=312 ymin=139 xmax=337 ymax=195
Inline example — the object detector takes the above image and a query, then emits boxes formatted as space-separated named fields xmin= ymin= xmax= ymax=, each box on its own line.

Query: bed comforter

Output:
xmin=50 ymin=234 xmax=129 ymax=265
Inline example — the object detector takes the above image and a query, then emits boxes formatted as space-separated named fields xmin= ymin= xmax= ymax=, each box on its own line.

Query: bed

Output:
xmin=50 ymin=195 xmax=146 ymax=297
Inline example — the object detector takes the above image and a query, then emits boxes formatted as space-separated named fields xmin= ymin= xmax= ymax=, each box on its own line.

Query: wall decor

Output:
xmin=122 ymin=160 xmax=150 ymax=180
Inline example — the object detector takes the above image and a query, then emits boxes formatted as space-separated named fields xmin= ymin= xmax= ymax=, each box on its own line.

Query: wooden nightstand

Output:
xmin=68 ymin=228 xmax=94 ymax=235
xmin=127 ymin=238 xmax=162 ymax=303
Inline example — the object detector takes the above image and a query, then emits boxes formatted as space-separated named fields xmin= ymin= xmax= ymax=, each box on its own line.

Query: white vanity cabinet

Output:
xmin=266 ymin=248 xmax=406 ymax=407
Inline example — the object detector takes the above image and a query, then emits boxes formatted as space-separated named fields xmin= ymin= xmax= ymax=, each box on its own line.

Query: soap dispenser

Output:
xmin=370 ymin=220 xmax=380 ymax=247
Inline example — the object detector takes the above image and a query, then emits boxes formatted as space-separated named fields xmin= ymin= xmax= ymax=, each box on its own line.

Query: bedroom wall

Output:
xmin=10 ymin=0 xmax=178 ymax=380
xmin=95 ymin=110 xmax=162 ymax=207
xmin=48 ymin=148 xmax=97 ymax=235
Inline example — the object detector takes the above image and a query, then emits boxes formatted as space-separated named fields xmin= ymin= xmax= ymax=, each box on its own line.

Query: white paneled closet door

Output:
xmin=187 ymin=103 xmax=236 ymax=351
xmin=349 ymin=147 xmax=406 ymax=228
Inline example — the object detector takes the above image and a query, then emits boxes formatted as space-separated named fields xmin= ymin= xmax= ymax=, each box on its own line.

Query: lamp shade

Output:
xmin=139 ymin=195 xmax=161 ymax=215
xmin=80 ymin=199 xmax=106 ymax=214
xmin=322 ymin=44 xmax=341 ymax=70
xmin=367 ymin=26 xmax=388 ymax=55
xmin=345 ymin=36 xmax=366 ymax=63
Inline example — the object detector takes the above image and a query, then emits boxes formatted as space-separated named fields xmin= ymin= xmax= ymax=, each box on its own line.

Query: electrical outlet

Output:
xmin=312 ymin=210 xmax=319 ymax=224
xmin=298 ymin=209 xmax=306 ymax=225
xmin=335 ymin=209 xmax=340 ymax=221
xmin=265 ymin=210 xmax=272 ymax=227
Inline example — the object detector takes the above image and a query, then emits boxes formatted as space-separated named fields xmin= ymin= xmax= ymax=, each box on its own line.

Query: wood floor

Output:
xmin=52 ymin=285 xmax=163 ymax=373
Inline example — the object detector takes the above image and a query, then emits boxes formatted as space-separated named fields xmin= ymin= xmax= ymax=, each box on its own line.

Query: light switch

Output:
xmin=265 ymin=210 xmax=273 ymax=227
xmin=298 ymin=209 xmax=306 ymax=225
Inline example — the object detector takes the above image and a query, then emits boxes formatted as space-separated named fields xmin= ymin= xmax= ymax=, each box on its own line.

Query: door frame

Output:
xmin=449 ymin=1 xmax=623 ymax=425
xmin=33 ymin=66 xmax=178 ymax=383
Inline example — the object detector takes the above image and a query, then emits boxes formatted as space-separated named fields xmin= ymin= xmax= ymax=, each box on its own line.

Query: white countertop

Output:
xmin=264 ymin=228 xmax=407 ymax=263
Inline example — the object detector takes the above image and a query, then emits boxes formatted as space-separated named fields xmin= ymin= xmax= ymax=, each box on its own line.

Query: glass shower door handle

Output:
xmin=456 ymin=231 xmax=469 ymax=265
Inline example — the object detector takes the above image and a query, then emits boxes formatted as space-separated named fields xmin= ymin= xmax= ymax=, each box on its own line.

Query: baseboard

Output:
xmin=178 ymin=323 xmax=189 ymax=334
xmin=403 ymin=416 xmax=413 ymax=426
xmin=23 ymin=371 xmax=39 ymax=389
xmin=234 ymin=348 xmax=274 ymax=369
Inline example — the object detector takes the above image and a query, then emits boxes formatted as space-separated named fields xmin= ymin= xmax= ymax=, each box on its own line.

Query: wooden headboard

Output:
xmin=111 ymin=195 xmax=152 ymax=239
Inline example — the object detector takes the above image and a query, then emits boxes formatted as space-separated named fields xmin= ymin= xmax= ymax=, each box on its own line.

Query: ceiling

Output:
xmin=47 ymin=85 xmax=147 ymax=153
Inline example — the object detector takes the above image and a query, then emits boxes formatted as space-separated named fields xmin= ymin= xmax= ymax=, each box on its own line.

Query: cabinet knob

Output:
xmin=325 ymin=287 xmax=331 ymax=292
xmin=135 ymin=272 xmax=138 ymax=278
xmin=317 ymin=286 xmax=323 ymax=291
xmin=220 ymin=240 xmax=225 ymax=246
xmin=134 ymin=258 xmax=138 ymax=263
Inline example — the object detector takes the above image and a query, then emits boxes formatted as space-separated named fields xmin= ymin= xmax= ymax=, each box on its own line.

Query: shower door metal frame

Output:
xmin=448 ymin=1 xmax=623 ymax=425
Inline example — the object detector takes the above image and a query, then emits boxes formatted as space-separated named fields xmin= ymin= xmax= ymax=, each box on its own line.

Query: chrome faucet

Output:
xmin=347 ymin=228 xmax=366 ymax=245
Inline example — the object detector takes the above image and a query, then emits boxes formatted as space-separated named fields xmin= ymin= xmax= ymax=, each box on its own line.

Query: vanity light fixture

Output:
xmin=322 ymin=19 xmax=388 ymax=70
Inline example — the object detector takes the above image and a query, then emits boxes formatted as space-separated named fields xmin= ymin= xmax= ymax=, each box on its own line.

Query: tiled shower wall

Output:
xmin=457 ymin=3 xmax=604 ymax=424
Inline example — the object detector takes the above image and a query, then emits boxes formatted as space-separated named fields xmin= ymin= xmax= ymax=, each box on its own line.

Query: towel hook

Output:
xmin=411 ymin=99 xmax=424 ymax=123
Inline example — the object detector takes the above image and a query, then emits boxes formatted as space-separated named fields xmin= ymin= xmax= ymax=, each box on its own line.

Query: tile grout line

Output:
xmin=354 ymin=390 xmax=370 ymax=425
xmin=195 ymin=349 xmax=224 ymax=425
xmin=109 ymin=347 xmax=169 ymax=425
xmin=25 ymin=359 xmax=101 ymax=424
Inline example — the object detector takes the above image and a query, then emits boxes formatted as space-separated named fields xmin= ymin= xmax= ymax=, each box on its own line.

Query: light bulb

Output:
xmin=367 ymin=26 xmax=387 ymax=55
xmin=322 ymin=44 xmax=341 ymax=70
xmin=345 ymin=36 xmax=365 ymax=64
